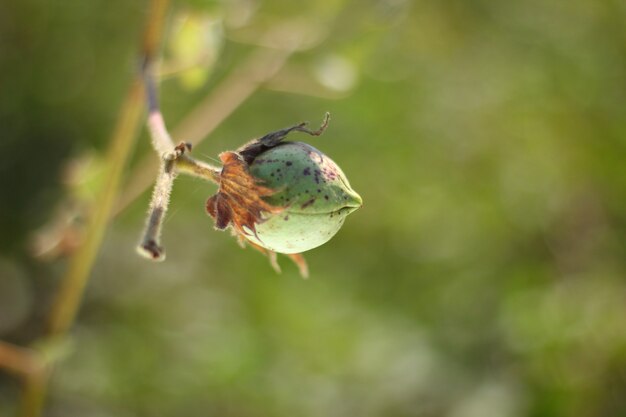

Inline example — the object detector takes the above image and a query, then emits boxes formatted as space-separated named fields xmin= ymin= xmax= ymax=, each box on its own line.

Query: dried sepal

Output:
xmin=285 ymin=253 xmax=309 ymax=279
xmin=241 ymin=236 xmax=309 ymax=279
xmin=238 ymin=113 xmax=330 ymax=165
xmin=205 ymin=151 xmax=282 ymax=237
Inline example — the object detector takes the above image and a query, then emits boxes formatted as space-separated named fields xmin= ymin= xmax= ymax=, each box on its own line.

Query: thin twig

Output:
xmin=137 ymin=60 xmax=221 ymax=260
xmin=135 ymin=64 xmax=180 ymax=261
xmin=17 ymin=1 xmax=173 ymax=416
xmin=136 ymin=155 xmax=177 ymax=261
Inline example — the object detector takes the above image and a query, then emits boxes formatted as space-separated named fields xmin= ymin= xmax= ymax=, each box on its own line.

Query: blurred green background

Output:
xmin=2 ymin=0 xmax=626 ymax=416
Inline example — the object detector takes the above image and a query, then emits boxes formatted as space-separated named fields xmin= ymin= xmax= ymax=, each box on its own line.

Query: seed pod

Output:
xmin=205 ymin=114 xmax=362 ymax=275
xmin=246 ymin=142 xmax=362 ymax=253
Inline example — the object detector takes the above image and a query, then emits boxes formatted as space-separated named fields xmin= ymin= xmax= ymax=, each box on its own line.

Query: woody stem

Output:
xmin=138 ymin=62 xmax=221 ymax=260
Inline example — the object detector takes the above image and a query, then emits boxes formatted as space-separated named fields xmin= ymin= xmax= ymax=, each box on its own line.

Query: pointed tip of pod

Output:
xmin=339 ymin=187 xmax=363 ymax=215
xmin=347 ymin=188 xmax=363 ymax=208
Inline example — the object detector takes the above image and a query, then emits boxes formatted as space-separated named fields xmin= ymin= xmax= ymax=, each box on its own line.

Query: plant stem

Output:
xmin=47 ymin=79 xmax=145 ymax=335
xmin=17 ymin=1 xmax=172 ymax=416
xmin=137 ymin=60 xmax=221 ymax=260
xmin=176 ymin=154 xmax=221 ymax=181
xmin=136 ymin=154 xmax=177 ymax=261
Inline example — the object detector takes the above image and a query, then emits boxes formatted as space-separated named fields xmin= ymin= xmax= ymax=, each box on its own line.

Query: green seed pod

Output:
xmin=246 ymin=142 xmax=362 ymax=254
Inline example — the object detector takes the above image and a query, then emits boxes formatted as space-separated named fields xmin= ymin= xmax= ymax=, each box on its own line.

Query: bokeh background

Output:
xmin=1 ymin=0 xmax=626 ymax=416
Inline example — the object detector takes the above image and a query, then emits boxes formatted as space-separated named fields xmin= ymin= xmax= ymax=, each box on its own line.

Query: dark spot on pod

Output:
xmin=286 ymin=161 xmax=293 ymax=166
xmin=301 ymin=198 xmax=316 ymax=209
xmin=317 ymin=189 xmax=321 ymax=193
xmin=324 ymin=195 xmax=329 ymax=200
xmin=313 ymin=169 xmax=322 ymax=184
xmin=303 ymin=167 xmax=311 ymax=176
xmin=283 ymin=215 xmax=289 ymax=221
xmin=271 ymin=173 xmax=275 ymax=177
xmin=277 ymin=168 xmax=281 ymax=172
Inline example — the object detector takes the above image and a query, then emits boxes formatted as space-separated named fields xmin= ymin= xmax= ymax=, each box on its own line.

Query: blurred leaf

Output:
xmin=165 ymin=10 xmax=224 ymax=90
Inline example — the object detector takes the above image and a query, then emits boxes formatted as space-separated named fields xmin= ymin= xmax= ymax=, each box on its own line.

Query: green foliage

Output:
xmin=1 ymin=0 xmax=626 ymax=416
